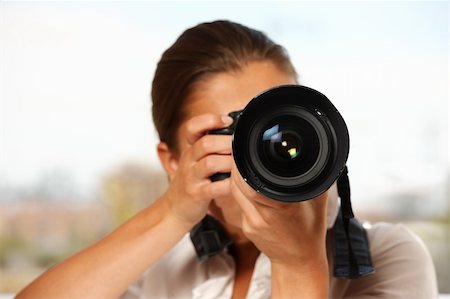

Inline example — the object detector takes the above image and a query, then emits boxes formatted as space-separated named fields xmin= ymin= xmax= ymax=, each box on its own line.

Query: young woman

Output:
xmin=17 ymin=20 xmax=437 ymax=299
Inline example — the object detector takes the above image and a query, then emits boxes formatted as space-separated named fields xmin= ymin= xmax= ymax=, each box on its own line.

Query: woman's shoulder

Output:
xmin=120 ymin=234 xmax=236 ymax=299
xmin=337 ymin=221 xmax=438 ymax=299
xmin=366 ymin=221 xmax=426 ymax=249
xmin=120 ymin=234 xmax=202 ymax=299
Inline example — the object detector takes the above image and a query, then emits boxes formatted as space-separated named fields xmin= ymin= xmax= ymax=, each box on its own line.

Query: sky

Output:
xmin=0 ymin=1 xmax=448 ymax=211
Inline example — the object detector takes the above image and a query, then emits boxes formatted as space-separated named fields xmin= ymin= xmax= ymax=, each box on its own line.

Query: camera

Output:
xmin=209 ymin=85 xmax=349 ymax=202
xmin=198 ymin=86 xmax=373 ymax=278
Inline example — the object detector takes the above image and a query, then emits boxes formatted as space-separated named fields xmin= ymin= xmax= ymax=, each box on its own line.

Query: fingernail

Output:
xmin=221 ymin=115 xmax=233 ymax=126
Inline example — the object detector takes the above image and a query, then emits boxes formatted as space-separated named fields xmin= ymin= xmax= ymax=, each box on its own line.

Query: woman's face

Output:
xmin=173 ymin=60 xmax=298 ymax=233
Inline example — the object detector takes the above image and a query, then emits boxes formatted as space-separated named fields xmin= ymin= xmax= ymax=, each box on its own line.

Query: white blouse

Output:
xmin=120 ymin=221 xmax=437 ymax=299
xmin=120 ymin=185 xmax=437 ymax=298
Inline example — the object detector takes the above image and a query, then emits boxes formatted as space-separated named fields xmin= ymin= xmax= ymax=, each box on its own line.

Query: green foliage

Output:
xmin=101 ymin=164 xmax=168 ymax=225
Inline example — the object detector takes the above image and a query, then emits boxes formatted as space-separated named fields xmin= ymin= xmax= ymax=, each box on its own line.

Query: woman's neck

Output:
xmin=219 ymin=221 xmax=260 ymax=269
xmin=229 ymin=241 xmax=260 ymax=268
xmin=223 ymin=225 xmax=260 ymax=299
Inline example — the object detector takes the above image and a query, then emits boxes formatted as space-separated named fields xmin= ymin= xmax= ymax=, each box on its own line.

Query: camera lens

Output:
xmin=232 ymin=85 xmax=349 ymax=202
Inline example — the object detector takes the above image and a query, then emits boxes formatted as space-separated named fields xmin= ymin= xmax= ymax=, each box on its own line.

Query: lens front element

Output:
xmin=249 ymin=108 xmax=330 ymax=188
xmin=267 ymin=126 xmax=302 ymax=161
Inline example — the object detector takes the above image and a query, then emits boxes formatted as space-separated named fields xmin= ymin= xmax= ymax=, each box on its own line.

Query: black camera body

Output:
xmin=209 ymin=85 xmax=349 ymax=202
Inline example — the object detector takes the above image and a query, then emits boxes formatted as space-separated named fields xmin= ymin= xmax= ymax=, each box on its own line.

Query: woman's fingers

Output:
xmin=230 ymin=167 xmax=265 ymax=225
xmin=193 ymin=154 xmax=233 ymax=179
xmin=160 ymin=113 xmax=235 ymax=225
xmin=183 ymin=114 xmax=233 ymax=145
xmin=181 ymin=114 xmax=232 ymax=164
xmin=190 ymin=135 xmax=232 ymax=161
xmin=200 ymin=178 xmax=231 ymax=199
xmin=231 ymin=165 xmax=286 ymax=210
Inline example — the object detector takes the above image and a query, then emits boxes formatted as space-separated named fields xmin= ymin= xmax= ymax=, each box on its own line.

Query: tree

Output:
xmin=101 ymin=163 xmax=168 ymax=225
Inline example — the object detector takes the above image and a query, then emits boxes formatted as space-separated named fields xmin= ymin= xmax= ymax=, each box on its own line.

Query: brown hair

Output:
xmin=151 ymin=20 xmax=297 ymax=152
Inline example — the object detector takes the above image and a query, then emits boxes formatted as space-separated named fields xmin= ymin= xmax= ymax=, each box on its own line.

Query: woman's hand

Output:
xmin=161 ymin=114 xmax=234 ymax=227
xmin=229 ymin=164 xmax=329 ymax=298
xmin=229 ymin=164 xmax=328 ymax=263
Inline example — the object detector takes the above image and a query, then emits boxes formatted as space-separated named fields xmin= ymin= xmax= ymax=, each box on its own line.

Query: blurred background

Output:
xmin=0 ymin=0 xmax=448 ymax=294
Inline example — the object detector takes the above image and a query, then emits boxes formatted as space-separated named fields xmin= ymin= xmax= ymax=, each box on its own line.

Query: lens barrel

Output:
xmin=232 ymin=85 xmax=349 ymax=202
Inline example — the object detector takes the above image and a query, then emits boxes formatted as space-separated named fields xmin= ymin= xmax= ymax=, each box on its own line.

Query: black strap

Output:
xmin=334 ymin=166 xmax=375 ymax=278
xmin=189 ymin=215 xmax=232 ymax=261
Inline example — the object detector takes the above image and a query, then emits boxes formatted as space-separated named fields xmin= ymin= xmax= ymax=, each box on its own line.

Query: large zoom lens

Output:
xmin=232 ymin=85 xmax=349 ymax=202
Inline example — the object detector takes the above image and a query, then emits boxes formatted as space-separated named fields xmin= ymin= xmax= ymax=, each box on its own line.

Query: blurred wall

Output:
xmin=0 ymin=1 xmax=448 ymax=293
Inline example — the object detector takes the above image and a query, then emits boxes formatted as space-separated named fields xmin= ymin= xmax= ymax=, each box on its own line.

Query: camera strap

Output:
xmin=334 ymin=166 xmax=375 ymax=278
xmin=190 ymin=215 xmax=232 ymax=262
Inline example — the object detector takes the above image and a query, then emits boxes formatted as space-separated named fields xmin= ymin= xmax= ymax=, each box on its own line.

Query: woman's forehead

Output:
xmin=184 ymin=61 xmax=296 ymax=118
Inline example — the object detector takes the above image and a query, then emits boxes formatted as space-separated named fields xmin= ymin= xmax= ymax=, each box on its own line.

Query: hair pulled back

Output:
xmin=151 ymin=20 xmax=296 ymax=151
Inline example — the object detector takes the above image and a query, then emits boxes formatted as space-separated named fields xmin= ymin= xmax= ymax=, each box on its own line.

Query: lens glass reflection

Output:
xmin=259 ymin=115 xmax=320 ymax=177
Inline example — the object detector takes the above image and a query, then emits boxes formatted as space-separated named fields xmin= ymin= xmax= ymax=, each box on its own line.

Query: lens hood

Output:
xmin=232 ymin=85 xmax=349 ymax=202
